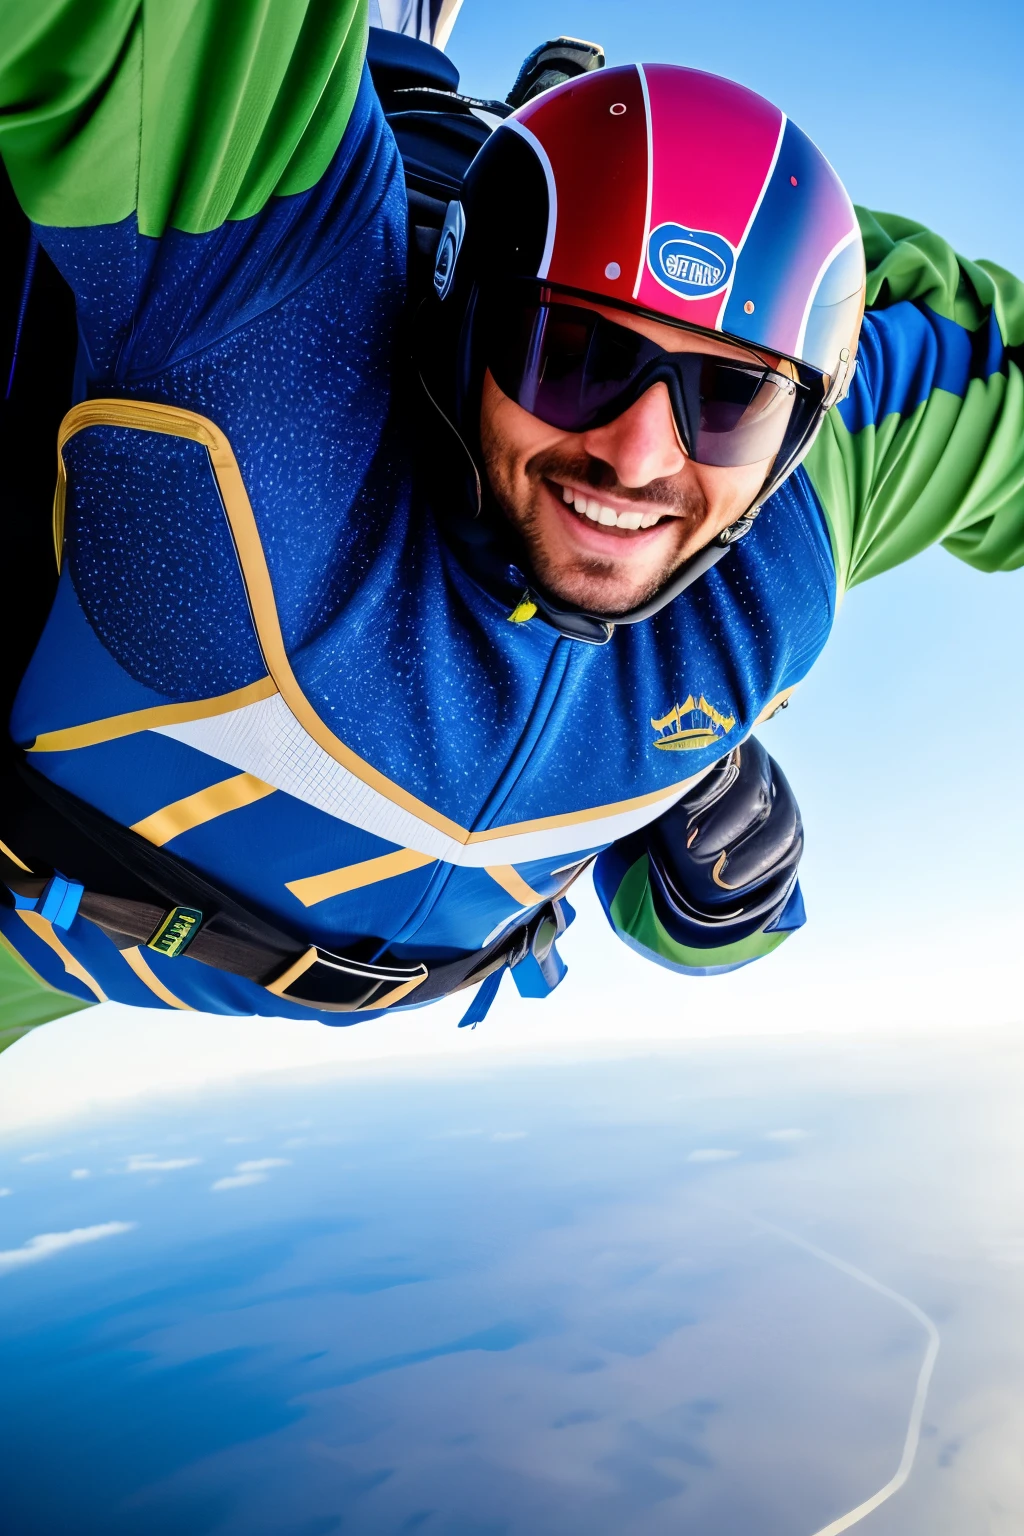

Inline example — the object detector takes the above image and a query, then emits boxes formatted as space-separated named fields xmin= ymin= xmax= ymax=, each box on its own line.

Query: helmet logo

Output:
xmin=647 ymin=224 xmax=735 ymax=300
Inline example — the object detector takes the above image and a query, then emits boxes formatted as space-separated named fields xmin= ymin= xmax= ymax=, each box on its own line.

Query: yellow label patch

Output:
xmin=147 ymin=906 xmax=203 ymax=958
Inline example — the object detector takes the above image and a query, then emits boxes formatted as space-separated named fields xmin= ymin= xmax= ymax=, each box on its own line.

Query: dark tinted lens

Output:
xmin=485 ymin=300 xmax=653 ymax=431
xmin=534 ymin=309 xmax=657 ymax=430
xmin=483 ymin=294 xmax=810 ymax=465
xmin=485 ymin=301 xmax=592 ymax=424
xmin=693 ymin=361 xmax=798 ymax=467
xmin=527 ymin=308 xmax=597 ymax=424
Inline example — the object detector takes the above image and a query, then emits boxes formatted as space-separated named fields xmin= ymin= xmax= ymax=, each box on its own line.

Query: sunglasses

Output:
xmin=479 ymin=289 xmax=820 ymax=469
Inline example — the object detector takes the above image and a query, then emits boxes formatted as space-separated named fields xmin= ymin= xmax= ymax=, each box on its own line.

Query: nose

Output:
xmin=578 ymin=382 xmax=687 ymax=486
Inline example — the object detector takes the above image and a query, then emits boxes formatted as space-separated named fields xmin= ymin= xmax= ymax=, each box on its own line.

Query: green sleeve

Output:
xmin=605 ymin=853 xmax=792 ymax=974
xmin=0 ymin=932 xmax=92 ymax=1058
xmin=0 ymin=0 xmax=368 ymax=235
xmin=804 ymin=207 xmax=1024 ymax=595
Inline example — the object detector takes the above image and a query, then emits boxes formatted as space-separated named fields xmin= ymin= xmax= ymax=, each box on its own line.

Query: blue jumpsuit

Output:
xmin=1 ymin=5 xmax=1021 ymax=1028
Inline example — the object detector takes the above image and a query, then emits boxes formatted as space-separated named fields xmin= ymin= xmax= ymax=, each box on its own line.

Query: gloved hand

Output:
xmin=505 ymin=38 xmax=605 ymax=108
xmin=645 ymin=737 xmax=803 ymax=948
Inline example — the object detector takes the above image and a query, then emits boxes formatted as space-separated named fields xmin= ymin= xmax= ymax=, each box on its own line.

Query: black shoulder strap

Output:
xmin=367 ymin=28 xmax=507 ymax=293
xmin=1 ymin=164 xmax=77 ymax=734
xmin=366 ymin=29 xmax=605 ymax=295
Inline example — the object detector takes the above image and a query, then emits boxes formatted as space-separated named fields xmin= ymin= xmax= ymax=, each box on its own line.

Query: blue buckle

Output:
xmin=512 ymin=900 xmax=571 ymax=999
xmin=458 ymin=899 xmax=575 ymax=1028
xmin=11 ymin=873 xmax=84 ymax=931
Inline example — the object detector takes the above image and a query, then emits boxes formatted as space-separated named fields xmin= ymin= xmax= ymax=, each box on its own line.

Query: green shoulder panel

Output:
xmin=0 ymin=930 xmax=92 ymax=1058
xmin=0 ymin=0 xmax=368 ymax=234
xmin=805 ymin=207 xmax=1024 ymax=596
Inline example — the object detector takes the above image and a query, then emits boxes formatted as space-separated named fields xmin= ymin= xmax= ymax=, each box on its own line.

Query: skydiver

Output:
xmin=0 ymin=2 xmax=1020 ymax=1045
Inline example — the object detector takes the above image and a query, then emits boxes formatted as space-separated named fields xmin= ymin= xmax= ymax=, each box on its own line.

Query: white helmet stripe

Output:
xmin=631 ymin=63 xmax=654 ymax=300
xmin=501 ymin=118 xmax=558 ymax=279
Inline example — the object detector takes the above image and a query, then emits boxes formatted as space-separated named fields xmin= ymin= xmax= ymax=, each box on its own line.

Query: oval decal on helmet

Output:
xmin=647 ymin=223 xmax=735 ymax=299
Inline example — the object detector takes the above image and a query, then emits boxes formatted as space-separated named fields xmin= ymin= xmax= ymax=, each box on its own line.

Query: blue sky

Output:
xmin=3 ymin=0 xmax=1023 ymax=1127
xmin=450 ymin=0 xmax=1024 ymax=274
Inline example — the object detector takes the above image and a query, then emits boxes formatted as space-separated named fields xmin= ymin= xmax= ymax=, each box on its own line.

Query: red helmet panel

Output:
xmin=507 ymin=63 xmax=864 ymax=375
xmin=513 ymin=65 xmax=649 ymax=298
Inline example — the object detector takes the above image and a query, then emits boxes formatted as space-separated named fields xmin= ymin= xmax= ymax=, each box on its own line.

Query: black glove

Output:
xmin=506 ymin=38 xmax=605 ymax=108
xmin=646 ymin=737 xmax=802 ymax=949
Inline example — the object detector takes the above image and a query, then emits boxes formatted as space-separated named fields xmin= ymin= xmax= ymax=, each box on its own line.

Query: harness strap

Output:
xmin=2 ymin=760 xmax=571 ymax=1015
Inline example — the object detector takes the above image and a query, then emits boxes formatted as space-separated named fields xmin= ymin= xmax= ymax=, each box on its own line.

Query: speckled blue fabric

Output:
xmin=10 ymin=66 xmax=836 ymax=1016
xmin=63 ymin=429 xmax=266 ymax=697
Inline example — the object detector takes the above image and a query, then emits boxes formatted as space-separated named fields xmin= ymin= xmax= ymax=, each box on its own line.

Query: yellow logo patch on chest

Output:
xmin=651 ymin=694 xmax=736 ymax=752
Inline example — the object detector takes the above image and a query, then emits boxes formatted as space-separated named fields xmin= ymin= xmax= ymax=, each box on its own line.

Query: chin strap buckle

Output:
xmin=718 ymin=508 xmax=760 ymax=545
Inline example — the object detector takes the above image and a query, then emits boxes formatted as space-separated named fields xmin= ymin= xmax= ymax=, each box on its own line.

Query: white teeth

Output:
xmin=560 ymin=485 xmax=666 ymax=531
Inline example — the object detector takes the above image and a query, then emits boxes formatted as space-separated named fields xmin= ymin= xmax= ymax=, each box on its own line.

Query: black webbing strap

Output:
xmin=1 ymin=758 xmax=560 ymax=1014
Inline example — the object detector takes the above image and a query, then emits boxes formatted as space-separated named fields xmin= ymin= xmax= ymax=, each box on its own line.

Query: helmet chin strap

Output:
xmin=418 ymin=351 xmax=766 ymax=646
xmin=524 ymin=534 xmax=736 ymax=645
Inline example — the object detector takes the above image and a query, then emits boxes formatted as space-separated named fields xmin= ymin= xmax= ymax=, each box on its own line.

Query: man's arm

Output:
xmin=805 ymin=208 xmax=1024 ymax=595
xmin=0 ymin=0 xmax=367 ymax=236
xmin=594 ymin=739 xmax=806 ymax=977
xmin=0 ymin=1 xmax=375 ymax=1052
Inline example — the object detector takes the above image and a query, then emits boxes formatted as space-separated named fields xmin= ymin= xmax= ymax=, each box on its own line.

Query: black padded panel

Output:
xmin=366 ymin=27 xmax=460 ymax=103
xmin=460 ymin=127 xmax=551 ymax=285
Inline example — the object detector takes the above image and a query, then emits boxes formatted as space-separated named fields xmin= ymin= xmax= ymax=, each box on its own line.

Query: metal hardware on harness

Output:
xmin=266 ymin=948 xmax=429 ymax=1013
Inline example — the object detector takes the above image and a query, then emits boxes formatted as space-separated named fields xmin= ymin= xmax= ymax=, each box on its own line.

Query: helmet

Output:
xmin=430 ymin=64 xmax=866 ymax=637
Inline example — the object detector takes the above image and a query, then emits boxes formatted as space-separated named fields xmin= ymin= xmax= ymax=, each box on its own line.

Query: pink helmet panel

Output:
xmin=634 ymin=65 xmax=784 ymax=330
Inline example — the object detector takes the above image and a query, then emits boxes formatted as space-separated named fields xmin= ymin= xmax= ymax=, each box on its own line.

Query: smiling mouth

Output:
xmin=549 ymin=480 xmax=676 ymax=532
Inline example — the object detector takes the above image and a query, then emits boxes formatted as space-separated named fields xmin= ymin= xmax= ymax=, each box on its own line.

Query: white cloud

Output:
xmin=687 ymin=1148 xmax=741 ymax=1163
xmin=0 ymin=1222 xmax=135 ymax=1275
xmin=491 ymin=1131 xmax=527 ymax=1142
xmin=70 ymin=1169 xmax=91 ymax=1180
xmin=210 ymin=1155 xmax=290 ymax=1191
xmin=0 ymin=1188 xmax=11 ymax=1198
xmin=766 ymin=1128 xmax=811 ymax=1142
xmin=18 ymin=1152 xmax=53 ymax=1164
xmin=211 ymin=1171 xmax=267 ymax=1191
xmin=125 ymin=1155 xmax=201 ymax=1173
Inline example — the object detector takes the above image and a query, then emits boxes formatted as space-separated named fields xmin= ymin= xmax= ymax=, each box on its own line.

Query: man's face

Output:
xmin=479 ymin=300 xmax=778 ymax=616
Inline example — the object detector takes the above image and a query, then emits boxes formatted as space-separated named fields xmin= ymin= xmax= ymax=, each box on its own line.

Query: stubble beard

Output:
xmin=489 ymin=443 xmax=710 ymax=616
